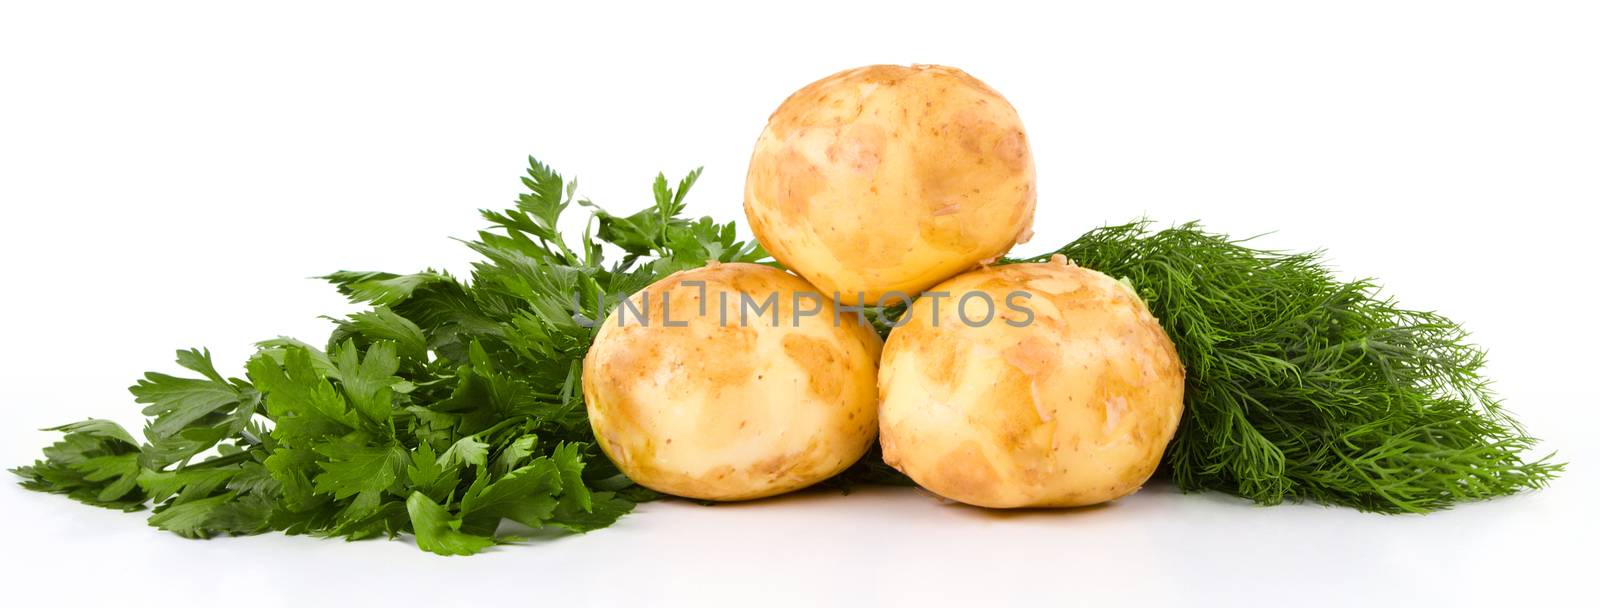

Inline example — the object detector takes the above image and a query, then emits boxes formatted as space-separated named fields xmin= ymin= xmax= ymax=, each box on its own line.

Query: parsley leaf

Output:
xmin=406 ymin=492 xmax=497 ymax=556
xmin=14 ymin=156 xmax=745 ymax=554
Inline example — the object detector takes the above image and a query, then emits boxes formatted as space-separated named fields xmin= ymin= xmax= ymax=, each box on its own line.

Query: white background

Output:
xmin=1 ymin=1 xmax=1596 ymax=606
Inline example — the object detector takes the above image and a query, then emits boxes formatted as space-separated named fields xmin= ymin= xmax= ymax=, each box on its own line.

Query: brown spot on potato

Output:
xmin=781 ymin=333 xmax=845 ymax=402
xmin=995 ymin=129 xmax=1029 ymax=173
xmin=762 ymin=147 xmax=825 ymax=224
xmin=878 ymin=425 xmax=901 ymax=467
xmin=1002 ymin=336 xmax=1060 ymax=423
xmin=931 ymin=441 xmax=1001 ymax=502
xmin=751 ymin=450 xmax=799 ymax=477
xmin=910 ymin=325 xmax=969 ymax=389
xmin=830 ymin=123 xmax=886 ymax=175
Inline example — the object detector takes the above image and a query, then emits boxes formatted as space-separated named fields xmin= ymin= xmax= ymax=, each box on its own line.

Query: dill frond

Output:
xmin=1014 ymin=220 xmax=1561 ymax=512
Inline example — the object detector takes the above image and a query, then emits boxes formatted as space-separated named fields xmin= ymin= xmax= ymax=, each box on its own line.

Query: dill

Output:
xmin=1012 ymin=220 xmax=1562 ymax=512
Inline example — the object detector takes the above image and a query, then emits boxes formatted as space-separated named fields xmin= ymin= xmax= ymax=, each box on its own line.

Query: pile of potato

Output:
xmin=583 ymin=65 xmax=1186 ymax=508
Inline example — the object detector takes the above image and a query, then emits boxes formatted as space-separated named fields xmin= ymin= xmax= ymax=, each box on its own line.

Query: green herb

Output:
xmin=13 ymin=158 xmax=1560 ymax=556
xmin=1015 ymin=221 xmax=1561 ymax=512
xmin=11 ymin=157 xmax=767 ymax=554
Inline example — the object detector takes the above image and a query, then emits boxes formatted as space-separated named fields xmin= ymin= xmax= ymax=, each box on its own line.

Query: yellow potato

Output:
xmin=582 ymin=262 xmax=883 ymax=501
xmin=744 ymin=64 xmax=1036 ymax=304
xmin=877 ymin=257 xmax=1185 ymax=508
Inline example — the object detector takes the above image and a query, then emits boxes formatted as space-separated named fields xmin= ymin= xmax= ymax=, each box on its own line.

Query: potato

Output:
xmin=744 ymin=64 xmax=1036 ymax=304
xmin=876 ymin=256 xmax=1185 ymax=508
xmin=582 ymin=262 xmax=883 ymax=501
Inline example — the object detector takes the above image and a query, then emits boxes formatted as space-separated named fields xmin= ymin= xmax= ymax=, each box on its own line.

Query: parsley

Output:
xmin=12 ymin=157 xmax=766 ymax=554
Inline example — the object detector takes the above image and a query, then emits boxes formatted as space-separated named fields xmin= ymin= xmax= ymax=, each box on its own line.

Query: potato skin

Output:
xmin=877 ymin=258 xmax=1185 ymax=508
xmin=582 ymin=263 xmax=882 ymax=501
xmin=744 ymin=64 xmax=1036 ymax=303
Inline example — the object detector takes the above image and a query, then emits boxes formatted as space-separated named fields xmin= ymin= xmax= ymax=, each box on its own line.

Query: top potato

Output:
xmin=744 ymin=64 xmax=1036 ymax=304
